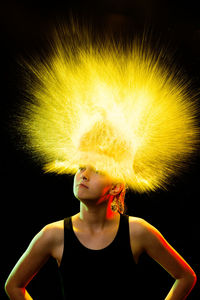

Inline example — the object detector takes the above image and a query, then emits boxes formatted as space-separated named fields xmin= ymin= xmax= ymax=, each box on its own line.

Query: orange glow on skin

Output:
xmin=145 ymin=224 xmax=197 ymax=299
xmin=95 ymin=185 xmax=116 ymax=219
xmin=106 ymin=196 xmax=116 ymax=219
xmin=156 ymin=233 xmax=196 ymax=278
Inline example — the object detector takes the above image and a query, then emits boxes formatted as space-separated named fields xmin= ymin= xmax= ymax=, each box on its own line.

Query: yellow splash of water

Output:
xmin=17 ymin=23 xmax=199 ymax=192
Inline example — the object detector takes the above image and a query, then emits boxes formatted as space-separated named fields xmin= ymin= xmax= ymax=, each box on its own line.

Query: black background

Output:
xmin=1 ymin=1 xmax=200 ymax=299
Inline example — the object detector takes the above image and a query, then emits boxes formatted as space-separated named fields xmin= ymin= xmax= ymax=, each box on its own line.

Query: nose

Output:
xmin=80 ymin=168 xmax=89 ymax=181
xmin=81 ymin=174 xmax=88 ymax=181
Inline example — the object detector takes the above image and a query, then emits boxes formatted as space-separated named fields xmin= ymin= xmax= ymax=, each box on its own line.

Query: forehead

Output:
xmin=77 ymin=165 xmax=125 ymax=187
xmin=78 ymin=164 xmax=112 ymax=179
xmin=78 ymin=164 xmax=107 ymax=175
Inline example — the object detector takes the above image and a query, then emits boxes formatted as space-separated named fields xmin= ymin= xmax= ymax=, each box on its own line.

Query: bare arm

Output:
xmin=132 ymin=218 xmax=197 ymax=300
xmin=4 ymin=225 xmax=57 ymax=300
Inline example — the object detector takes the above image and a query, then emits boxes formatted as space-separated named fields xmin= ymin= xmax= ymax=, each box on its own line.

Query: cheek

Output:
xmin=74 ymin=172 xmax=79 ymax=182
xmin=95 ymin=184 xmax=111 ymax=204
xmin=93 ymin=179 xmax=111 ymax=197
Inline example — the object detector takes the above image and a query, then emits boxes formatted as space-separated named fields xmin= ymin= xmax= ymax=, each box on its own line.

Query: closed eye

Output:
xmin=78 ymin=166 xmax=86 ymax=171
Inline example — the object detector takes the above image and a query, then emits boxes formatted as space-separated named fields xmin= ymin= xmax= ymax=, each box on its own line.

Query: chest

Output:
xmin=73 ymin=224 xmax=119 ymax=250
xmin=57 ymin=217 xmax=144 ymax=266
xmin=72 ymin=222 xmax=143 ymax=264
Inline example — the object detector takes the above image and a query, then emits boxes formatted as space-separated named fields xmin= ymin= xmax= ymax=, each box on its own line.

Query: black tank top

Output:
xmin=59 ymin=214 xmax=140 ymax=299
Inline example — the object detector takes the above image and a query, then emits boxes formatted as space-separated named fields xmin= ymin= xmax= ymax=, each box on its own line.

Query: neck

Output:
xmin=79 ymin=199 xmax=118 ymax=231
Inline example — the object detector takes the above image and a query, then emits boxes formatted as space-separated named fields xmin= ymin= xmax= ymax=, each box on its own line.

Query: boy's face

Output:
xmin=73 ymin=165 xmax=114 ymax=204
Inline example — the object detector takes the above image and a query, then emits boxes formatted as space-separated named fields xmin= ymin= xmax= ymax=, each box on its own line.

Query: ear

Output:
xmin=109 ymin=183 xmax=124 ymax=196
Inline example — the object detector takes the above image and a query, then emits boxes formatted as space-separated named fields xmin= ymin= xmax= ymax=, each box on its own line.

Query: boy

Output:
xmin=5 ymin=165 xmax=197 ymax=299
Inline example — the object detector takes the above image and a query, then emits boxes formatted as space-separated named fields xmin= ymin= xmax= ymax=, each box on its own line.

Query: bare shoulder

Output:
xmin=128 ymin=216 xmax=150 ymax=261
xmin=28 ymin=220 xmax=64 ymax=257
xmin=129 ymin=216 xmax=160 ymax=234
xmin=4 ymin=220 xmax=65 ymax=292
xmin=42 ymin=220 xmax=64 ymax=237
xmin=40 ymin=220 xmax=64 ymax=249
xmin=39 ymin=220 xmax=64 ymax=265
xmin=128 ymin=215 xmax=197 ymax=282
xmin=129 ymin=215 xmax=177 ymax=261
xmin=128 ymin=216 xmax=160 ymax=259
xmin=129 ymin=216 xmax=152 ymax=235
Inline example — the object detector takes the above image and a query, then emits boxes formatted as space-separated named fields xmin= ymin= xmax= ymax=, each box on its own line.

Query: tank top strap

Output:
xmin=63 ymin=216 xmax=74 ymax=246
xmin=62 ymin=217 xmax=75 ymax=258
xmin=64 ymin=216 xmax=72 ymax=231
xmin=114 ymin=214 xmax=130 ymax=246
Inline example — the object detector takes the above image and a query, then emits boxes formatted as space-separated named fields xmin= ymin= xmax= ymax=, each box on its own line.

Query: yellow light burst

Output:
xmin=17 ymin=22 xmax=199 ymax=192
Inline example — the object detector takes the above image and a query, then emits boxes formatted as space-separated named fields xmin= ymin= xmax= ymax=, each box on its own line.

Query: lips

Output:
xmin=78 ymin=183 xmax=89 ymax=189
